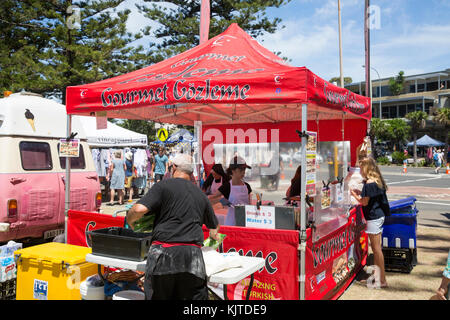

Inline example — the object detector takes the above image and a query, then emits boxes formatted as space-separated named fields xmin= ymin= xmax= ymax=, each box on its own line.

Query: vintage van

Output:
xmin=0 ymin=92 xmax=101 ymax=243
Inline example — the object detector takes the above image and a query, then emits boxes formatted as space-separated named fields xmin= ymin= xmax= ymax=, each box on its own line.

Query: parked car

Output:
xmin=0 ymin=92 xmax=101 ymax=243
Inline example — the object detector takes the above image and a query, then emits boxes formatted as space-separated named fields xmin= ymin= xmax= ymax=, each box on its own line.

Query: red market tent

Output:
xmin=66 ymin=23 xmax=371 ymax=124
xmin=65 ymin=23 xmax=371 ymax=300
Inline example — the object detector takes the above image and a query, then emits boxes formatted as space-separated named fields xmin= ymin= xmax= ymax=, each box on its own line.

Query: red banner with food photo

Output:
xmin=67 ymin=210 xmax=125 ymax=247
xmin=305 ymin=208 xmax=368 ymax=300
xmin=204 ymin=225 xmax=299 ymax=300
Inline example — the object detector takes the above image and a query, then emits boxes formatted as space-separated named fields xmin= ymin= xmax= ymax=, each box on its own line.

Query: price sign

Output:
xmin=244 ymin=205 xmax=275 ymax=229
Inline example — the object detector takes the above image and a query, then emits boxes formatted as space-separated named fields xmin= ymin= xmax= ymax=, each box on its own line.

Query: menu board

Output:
xmin=59 ymin=139 xmax=80 ymax=157
xmin=306 ymin=131 xmax=317 ymax=196
xmin=321 ymin=187 xmax=331 ymax=209
xmin=244 ymin=205 xmax=276 ymax=229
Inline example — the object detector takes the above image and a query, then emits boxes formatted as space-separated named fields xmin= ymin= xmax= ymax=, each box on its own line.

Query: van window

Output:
xmin=20 ymin=142 xmax=53 ymax=170
xmin=58 ymin=143 xmax=86 ymax=169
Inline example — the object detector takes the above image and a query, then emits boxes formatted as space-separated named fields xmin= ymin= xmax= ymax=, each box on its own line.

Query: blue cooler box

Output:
xmin=382 ymin=197 xmax=418 ymax=249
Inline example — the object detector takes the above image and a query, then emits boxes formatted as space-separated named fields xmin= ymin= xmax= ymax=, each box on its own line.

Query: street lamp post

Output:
xmin=338 ymin=0 xmax=344 ymax=88
xmin=363 ymin=65 xmax=381 ymax=118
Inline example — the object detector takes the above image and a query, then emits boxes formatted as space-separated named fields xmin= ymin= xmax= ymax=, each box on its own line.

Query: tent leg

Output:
xmin=64 ymin=114 xmax=72 ymax=244
xmin=300 ymin=103 xmax=307 ymax=300
xmin=194 ymin=121 xmax=203 ymax=187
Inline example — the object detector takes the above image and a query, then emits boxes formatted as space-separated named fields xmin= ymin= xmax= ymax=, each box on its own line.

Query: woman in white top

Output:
xmin=208 ymin=157 xmax=252 ymax=226
xmin=202 ymin=164 xmax=229 ymax=195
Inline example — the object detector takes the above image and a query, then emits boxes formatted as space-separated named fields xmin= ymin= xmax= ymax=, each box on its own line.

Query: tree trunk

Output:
xmin=445 ymin=127 xmax=449 ymax=165
xmin=413 ymin=133 xmax=417 ymax=165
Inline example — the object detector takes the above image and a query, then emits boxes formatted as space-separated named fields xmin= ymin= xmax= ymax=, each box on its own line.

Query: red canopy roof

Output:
xmin=66 ymin=24 xmax=371 ymax=125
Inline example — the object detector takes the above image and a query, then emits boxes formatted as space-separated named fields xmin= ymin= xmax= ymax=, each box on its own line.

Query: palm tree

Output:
xmin=386 ymin=119 xmax=410 ymax=151
xmin=433 ymin=107 xmax=450 ymax=163
xmin=405 ymin=111 xmax=428 ymax=165
xmin=369 ymin=118 xmax=388 ymax=158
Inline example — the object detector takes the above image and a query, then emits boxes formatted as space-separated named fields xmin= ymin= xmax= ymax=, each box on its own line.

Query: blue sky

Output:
xmin=121 ymin=0 xmax=450 ymax=83
xmin=262 ymin=0 xmax=450 ymax=82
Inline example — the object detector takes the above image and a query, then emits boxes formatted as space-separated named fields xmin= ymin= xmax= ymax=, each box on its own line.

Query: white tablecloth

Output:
xmin=85 ymin=253 xmax=265 ymax=285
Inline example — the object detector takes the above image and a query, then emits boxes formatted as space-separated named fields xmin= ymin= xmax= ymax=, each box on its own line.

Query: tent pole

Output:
xmin=300 ymin=103 xmax=308 ymax=300
xmin=194 ymin=120 xmax=202 ymax=187
xmin=342 ymin=112 xmax=348 ymax=176
xmin=64 ymin=114 xmax=72 ymax=244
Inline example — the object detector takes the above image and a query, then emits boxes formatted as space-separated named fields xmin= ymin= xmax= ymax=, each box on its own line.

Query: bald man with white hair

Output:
xmin=127 ymin=153 xmax=220 ymax=300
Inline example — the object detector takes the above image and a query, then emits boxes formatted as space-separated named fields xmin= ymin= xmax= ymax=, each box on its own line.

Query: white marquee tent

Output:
xmin=75 ymin=116 xmax=148 ymax=148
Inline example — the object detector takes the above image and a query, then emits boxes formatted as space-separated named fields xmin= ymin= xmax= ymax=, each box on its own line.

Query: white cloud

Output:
xmin=259 ymin=1 xmax=450 ymax=82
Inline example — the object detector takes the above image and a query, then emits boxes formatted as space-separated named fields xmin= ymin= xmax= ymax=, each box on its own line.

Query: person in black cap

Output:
xmin=126 ymin=153 xmax=220 ymax=300
xmin=208 ymin=156 xmax=252 ymax=226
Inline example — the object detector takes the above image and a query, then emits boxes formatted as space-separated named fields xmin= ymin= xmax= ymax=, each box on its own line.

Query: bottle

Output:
xmin=344 ymin=167 xmax=364 ymax=207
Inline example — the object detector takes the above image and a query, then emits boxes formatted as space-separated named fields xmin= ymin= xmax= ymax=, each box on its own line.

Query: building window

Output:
xmin=372 ymin=87 xmax=379 ymax=98
xmin=20 ymin=141 xmax=53 ymax=170
xmin=425 ymin=102 xmax=433 ymax=114
xmin=382 ymin=107 xmax=389 ymax=119
xmin=426 ymin=81 xmax=438 ymax=91
xmin=415 ymin=103 xmax=423 ymax=112
xmin=380 ymin=86 xmax=391 ymax=97
xmin=417 ymin=83 xmax=425 ymax=93
xmin=58 ymin=143 xmax=86 ymax=169
xmin=407 ymin=104 xmax=415 ymax=113
xmin=389 ymin=106 xmax=397 ymax=118
xmin=398 ymin=105 xmax=407 ymax=117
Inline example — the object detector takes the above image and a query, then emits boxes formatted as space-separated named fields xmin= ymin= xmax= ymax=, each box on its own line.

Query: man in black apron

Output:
xmin=126 ymin=153 xmax=220 ymax=300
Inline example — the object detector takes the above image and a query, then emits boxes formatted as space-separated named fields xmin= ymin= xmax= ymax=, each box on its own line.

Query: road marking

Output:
xmin=387 ymin=176 xmax=442 ymax=185
xmin=416 ymin=201 xmax=450 ymax=206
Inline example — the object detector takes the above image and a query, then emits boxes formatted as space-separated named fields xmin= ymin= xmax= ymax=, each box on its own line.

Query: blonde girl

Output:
xmin=351 ymin=157 xmax=390 ymax=288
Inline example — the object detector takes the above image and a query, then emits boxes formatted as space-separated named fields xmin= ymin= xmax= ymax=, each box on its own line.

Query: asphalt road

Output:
xmin=379 ymin=165 xmax=450 ymax=229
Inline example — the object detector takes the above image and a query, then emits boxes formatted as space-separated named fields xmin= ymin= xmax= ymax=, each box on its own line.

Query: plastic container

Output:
xmin=344 ymin=167 xmax=364 ymax=206
xmin=80 ymin=280 xmax=105 ymax=300
xmin=382 ymin=197 xmax=418 ymax=249
xmin=0 ymin=279 xmax=16 ymax=300
xmin=86 ymin=227 xmax=152 ymax=262
xmin=113 ymin=290 xmax=145 ymax=300
xmin=382 ymin=247 xmax=416 ymax=273
xmin=15 ymin=242 xmax=98 ymax=300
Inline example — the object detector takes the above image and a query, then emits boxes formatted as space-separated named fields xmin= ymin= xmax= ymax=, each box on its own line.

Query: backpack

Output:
xmin=433 ymin=153 xmax=439 ymax=161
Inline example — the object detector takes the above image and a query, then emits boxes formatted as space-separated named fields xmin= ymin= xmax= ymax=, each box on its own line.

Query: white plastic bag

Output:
xmin=201 ymin=247 xmax=242 ymax=276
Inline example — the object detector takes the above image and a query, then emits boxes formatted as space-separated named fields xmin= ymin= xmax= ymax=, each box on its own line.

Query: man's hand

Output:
xmin=126 ymin=203 xmax=149 ymax=229
xmin=209 ymin=227 xmax=220 ymax=241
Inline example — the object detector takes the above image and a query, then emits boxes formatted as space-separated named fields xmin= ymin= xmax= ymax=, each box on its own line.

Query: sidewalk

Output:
xmin=339 ymin=225 xmax=449 ymax=300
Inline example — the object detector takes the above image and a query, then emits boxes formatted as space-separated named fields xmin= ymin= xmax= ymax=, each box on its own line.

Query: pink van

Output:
xmin=0 ymin=92 xmax=101 ymax=243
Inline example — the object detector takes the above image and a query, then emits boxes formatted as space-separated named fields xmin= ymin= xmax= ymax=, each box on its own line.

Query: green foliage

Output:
xmin=405 ymin=110 xmax=428 ymax=164
xmin=376 ymin=156 xmax=391 ymax=165
xmin=137 ymin=0 xmax=291 ymax=60
xmin=388 ymin=71 xmax=405 ymax=96
xmin=1 ymin=0 xmax=151 ymax=102
xmin=369 ymin=118 xmax=389 ymax=142
xmin=391 ymin=151 xmax=407 ymax=164
xmin=118 ymin=120 xmax=157 ymax=143
xmin=133 ymin=214 xmax=154 ymax=233
xmin=406 ymin=111 xmax=428 ymax=129
xmin=434 ymin=107 xmax=450 ymax=126
xmin=385 ymin=118 xmax=410 ymax=149
xmin=433 ymin=107 xmax=450 ymax=162
xmin=1 ymin=0 xmax=291 ymax=103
